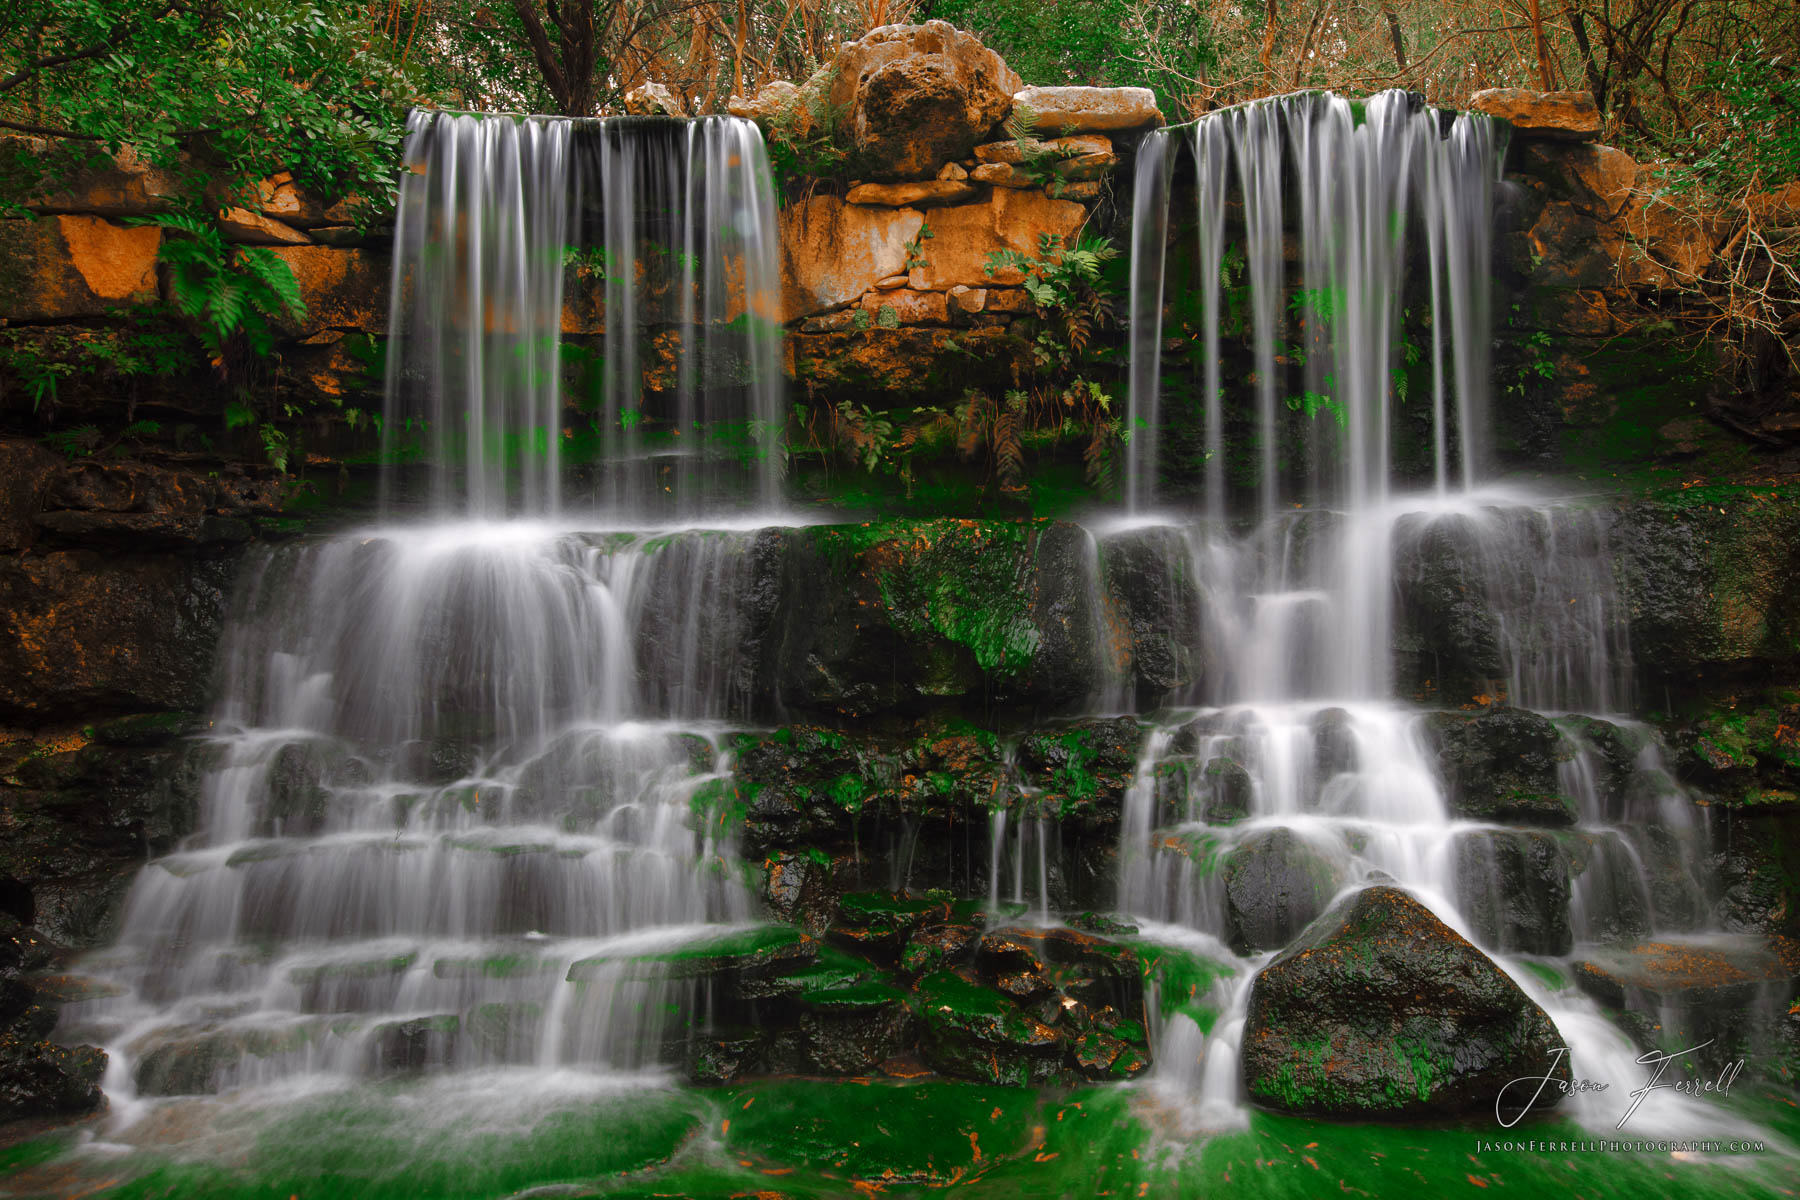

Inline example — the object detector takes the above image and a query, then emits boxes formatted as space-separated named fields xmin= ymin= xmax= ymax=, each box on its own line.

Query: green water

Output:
xmin=4 ymin=1079 xmax=1798 ymax=1199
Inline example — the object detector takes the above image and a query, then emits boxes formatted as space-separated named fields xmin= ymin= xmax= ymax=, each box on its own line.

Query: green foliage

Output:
xmin=930 ymin=0 xmax=1215 ymax=119
xmin=903 ymin=223 xmax=934 ymax=273
xmin=146 ymin=213 xmax=308 ymax=360
xmin=1686 ymin=41 xmax=1800 ymax=189
xmin=763 ymin=93 xmax=854 ymax=191
xmin=0 ymin=0 xmax=414 ymax=223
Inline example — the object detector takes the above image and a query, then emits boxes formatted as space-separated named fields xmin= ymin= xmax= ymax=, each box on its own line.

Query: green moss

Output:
xmin=1135 ymin=941 xmax=1237 ymax=1032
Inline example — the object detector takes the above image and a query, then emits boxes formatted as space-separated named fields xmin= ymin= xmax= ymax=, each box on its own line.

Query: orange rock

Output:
xmin=861 ymin=287 xmax=949 ymax=325
xmin=1467 ymin=89 xmax=1600 ymax=140
xmin=778 ymin=194 xmax=925 ymax=322
xmin=268 ymin=245 xmax=390 ymax=334
xmin=0 ymin=216 xmax=160 ymax=320
xmin=12 ymin=139 xmax=183 ymax=217
xmin=217 ymin=206 xmax=311 ymax=246
xmin=1012 ymin=86 xmax=1162 ymax=134
xmin=846 ymin=180 xmax=979 ymax=208
xmin=253 ymin=172 xmax=359 ymax=228
xmin=903 ymin=188 xmax=1086 ymax=291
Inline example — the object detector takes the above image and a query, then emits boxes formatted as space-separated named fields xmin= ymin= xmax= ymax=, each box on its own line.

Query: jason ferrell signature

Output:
xmin=1495 ymin=1043 xmax=1747 ymax=1129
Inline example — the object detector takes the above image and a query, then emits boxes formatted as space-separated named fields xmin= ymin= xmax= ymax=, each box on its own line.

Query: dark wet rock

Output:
xmin=0 ymin=729 xmax=212 ymax=946
xmin=1015 ymin=717 xmax=1143 ymax=828
xmin=0 ymin=1036 xmax=105 ymax=1117
xmin=1200 ymin=756 xmax=1253 ymax=824
xmin=1223 ymin=827 xmax=1341 ymax=954
xmin=135 ymin=1024 xmax=314 ymax=1095
xmin=1151 ymin=757 xmax=1194 ymax=823
xmin=1610 ymin=493 xmax=1800 ymax=687
xmin=1242 ymin=885 xmax=1571 ymax=1119
xmin=263 ymin=740 xmax=339 ymax=835
xmin=32 ymin=510 xmax=254 ymax=549
xmin=758 ymin=849 xmax=839 ymax=935
xmin=1558 ymin=830 xmax=1652 ymax=944
xmin=368 ymin=1014 xmax=459 ymax=1075
xmin=1311 ymin=708 xmax=1357 ymax=777
xmin=1423 ymin=707 xmax=1577 ymax=825
xmin=1573 ymin=937 xmax=1800 ymax=1074
xmin=1454 ymin=830 xmax=1573 ymax=955
xmin=1555 ymin=716 xmax=1646 ymax=819
xmin=1391 ymin=514 xmax=1504 ymax=702
xmin=1100 ymin=526 xmax=1205 ymax=701
xmin=0 ymin=548 xmax=240 ymax=721
xmin=767 ymin=520 xmax=1103 ymax=719
xmin=910 ymin=968 xmax=1064 ymax=1085
xmin=899 ymin=922 xmax=979 ymax=976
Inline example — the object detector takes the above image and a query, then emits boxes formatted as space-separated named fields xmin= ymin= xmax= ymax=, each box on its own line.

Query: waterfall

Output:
xmin=65 ymin=112 xmax=790 ymax=1108
xmin=1111 ymin=89 xmax=1758 ymax=1140
xmin=383 ymin=112 xmax=784 ymax=519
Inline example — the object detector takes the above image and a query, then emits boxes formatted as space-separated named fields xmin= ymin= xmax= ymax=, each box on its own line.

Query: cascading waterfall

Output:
xmin=1111 ymin=89 xmax=1766 ymax=1139
xmin=66 ymin=112 xmax=787 ymax=1108
xmin=384 ymin=111 xmax=783 ymax=519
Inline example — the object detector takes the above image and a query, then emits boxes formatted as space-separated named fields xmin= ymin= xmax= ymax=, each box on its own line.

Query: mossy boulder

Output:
xmin=769 ymin=520 xmax=1104 ymax=718
xmin=910 ymin=967 xmax=1064 ymax=1085
xmin=1223 ymin=827 xmax=1342 ymax=954
xmin=0 ymin=1035 xmax=105 ymax=1117
xmin=1242 ymin=886 xmax=1571 ymax=1119
xmin=1015 ymin=717 xmax=1143 ymax=828
xmin=1423 ymin=707 xmax=1577 ymax=825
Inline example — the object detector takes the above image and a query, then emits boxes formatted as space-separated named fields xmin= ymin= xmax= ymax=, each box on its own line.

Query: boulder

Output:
xmin=1011 ymin=86 xmax=1162 ymax=134
xmin=727 ymin=80 xmax=801 ymax=125
xmin=802 ymin=22 xmax=1022 ymax=181
xmin=778 ymin=194 xmax=924 ymax=322
xmin=0 ymin=1036 xmax=106 ymax=1117
xmin=1467 ymin=88 xmax=1601 ymax=140
xmin=1422 ymin=708 xmax=1577 ymax=825
xmin=1223 ymin=827 xmax=1342 ymax=953
xmin=1242 ymin=886 xmax=1571 ymax=1119
xmin=623 ymin=82 xmax=683 ymax=115
xmin=1016 ymin=717 xmax=1143 ymax=828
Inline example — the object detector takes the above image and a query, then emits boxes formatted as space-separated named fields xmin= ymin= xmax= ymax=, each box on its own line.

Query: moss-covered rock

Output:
xmin=1242 ymin=886 xmax=1570 ymax=1119
xmin=1099 ymin=526 xmax=1206 ymax=702
xmin=1223 ymin=827 xmax=1342 ymax=954
xmin=0 ymin=1035 xmax=105 ymax=1117
xmin=1015 ymin=717 xmax=1143 ymax=828
xmin=1422 ymin=707 xmax=1577 ymax=825
xmin=769 ymin=519 xmax=1104 ymax=718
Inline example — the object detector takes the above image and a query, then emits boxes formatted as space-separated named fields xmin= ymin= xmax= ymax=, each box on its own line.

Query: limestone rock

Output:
xmin=1012 ymin=86 xmax=1161 ymax=134
xmin=13 ymin=139 xmax=182 ymax=217
xmin=1053 ymin=152 xmax=1117 ymax=181
xmin=0 ymin=215 xmax=161 ymax=321
xmin=862 ymin=287 xmax=949 ymax=325
xmin=253 ymin=171 xmax=359 ymax=228
xmin=1242 ymin=886 xmax=1571 ymax=1119
xmin=970 ymin=162 xmax=1028 ymax=187
xmin=902 ymin=187 xmax=1086 ymax=291
xmin=268 ymin=245 xmax=391 ymax=336
xmin=778 ymin=194 xmax=924 ymax=322
xmin=947 ymin=284 xmax=986 ymax=314
xmin=727 ymin=80 xmax=801 ymax=125
xmin=802 ymin=21 xmax=1022 ymax=181
xmin=875 ymin=274 xmax=908 ymax=289
xmin=974 ymin=134 xmax=1111 ymax=165
xmin=217 ymin=205 xmax=310 ymax=246
xmin=846 ymin=179 xmax=979 ymax=208
xmin=1468 ymin=88 xmax=1601 ymax=140
xmin=937 ymin=162 xmax=968 ymax=181
xmin=624 ymin=82 xmax=683 ymax=115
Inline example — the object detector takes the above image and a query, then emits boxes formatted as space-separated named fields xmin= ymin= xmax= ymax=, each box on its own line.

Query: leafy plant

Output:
xmin=903 ymin=223 xmax=934 ymax=273
xmin=146 ymin=213 xmax=308 ymax=362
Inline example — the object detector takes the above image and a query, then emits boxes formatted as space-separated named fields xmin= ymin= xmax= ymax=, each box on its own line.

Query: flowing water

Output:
xmin=31 ymin=93 xmax=1792 ymax=1190
xmin=1110 ymin=89 xmax=1773 ymax=1142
